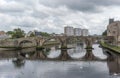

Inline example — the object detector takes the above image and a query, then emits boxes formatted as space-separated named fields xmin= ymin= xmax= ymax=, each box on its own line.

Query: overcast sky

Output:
xmin=0 ymin=0 xmax=120 ymax=35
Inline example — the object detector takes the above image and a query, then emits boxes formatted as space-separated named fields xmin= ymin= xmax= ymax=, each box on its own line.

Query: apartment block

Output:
xmin=64 ymin=26 xmax=74 ymax=36
xmin=74 ymin=28 xmax=82 ymax=36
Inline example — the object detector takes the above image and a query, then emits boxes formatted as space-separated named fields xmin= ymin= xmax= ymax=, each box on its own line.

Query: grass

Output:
xmin=43 ymin=41 xmax=60 ymax=46
xmin=100 ymin=41 xmax=120 ymax=53
xmin=0 ymin=46 xmax=36 ymax=50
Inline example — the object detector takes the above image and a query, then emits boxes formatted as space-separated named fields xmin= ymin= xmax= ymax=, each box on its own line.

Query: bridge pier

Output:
xmin=38 ymin=51 xmax=47 ymax=59
xmin=82 ymin=49 xmax=99 ymax=60
xmin=85 ymin=37 xmax=94 ymax=49
xmin=60 ymin=39 xmax=68 ymax=49
xmin=57 ymin=49 xmax=72 ymax=61
xmin=30 ymin=51 xmax=47 ymax=59
xmin=83 ymin=50 xmax=95 ymax=60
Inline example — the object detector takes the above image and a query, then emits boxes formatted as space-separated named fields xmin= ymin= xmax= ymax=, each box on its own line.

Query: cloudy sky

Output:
xmin=0 ymin=0 xmax=120 ymax=35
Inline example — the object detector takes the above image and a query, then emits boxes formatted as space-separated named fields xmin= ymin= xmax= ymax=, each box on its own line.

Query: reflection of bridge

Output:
xmin=16 ymin=49 xmax=106 ymax=61
xmin=16 ymin=36 xmax=99 ymax=49
xmin=6 ymin=48 xmax=120 ymax=75
xmin=0 ymin=47 xmax=119 ymax=62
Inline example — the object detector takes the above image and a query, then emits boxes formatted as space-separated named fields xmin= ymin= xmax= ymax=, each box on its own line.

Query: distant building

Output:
xmin=64 ymin=26 xmax=89 ymax=36
xmin=107 ymin=18 xmax=120 ymax=46
xmin=74 ymin=28 xmax=82 ymax=36
xmin=25 ymin=31 xmax=33 ymax=37
xmin=109 ymin=18 xmax=114 ymax=24
xmin=0 ymin=31 xmax=5 ymax=35
xmin=25 ymin=30 xmax=42 ymax=37
xmin=82 ymin=29 xmax=88 ymax=36
xmin=0 ymin=31 xmax=10 ymax=39
xmin=34 ymin=31 xmax=41 ymax=36
xmin=64 ymin=26 xmax=74 ymax=36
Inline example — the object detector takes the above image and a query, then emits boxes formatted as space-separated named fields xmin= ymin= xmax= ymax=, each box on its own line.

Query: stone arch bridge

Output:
xmin=14 ymin=36 xmax=99 ymax=48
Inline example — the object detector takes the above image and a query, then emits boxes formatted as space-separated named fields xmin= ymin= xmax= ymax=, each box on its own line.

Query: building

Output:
xmin=109 ymin=18 xmax=114 ymax=24
xmin=34 ymin=30 xmax=41 ymax=36
xmin=0 ymin=31 xmax=10 ymax=39
xmin=82 ymin=29 xmax=88 ymax=36
xmin=64 ymin=26 xmax=74 ymax=36
xmin=107 ymin=18 xmax=120 ymax=46
xmin=64 ymin=26 xmax=89 ymax=36
xmin=74 ymin=28 xmax=82 ymax=36
xmin=25 ymin=31 xmax=33 ymax=37
xmin=0 ymin=31 xmax=5 ymax=35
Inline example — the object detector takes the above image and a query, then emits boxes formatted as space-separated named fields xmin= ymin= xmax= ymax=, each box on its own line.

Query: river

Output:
xmin=0 ymin=44 xmax=120 ymax=78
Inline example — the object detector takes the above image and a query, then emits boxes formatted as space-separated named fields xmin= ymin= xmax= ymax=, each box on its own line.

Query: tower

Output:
xmin=109 ymin=18 xmax=114 ymax=24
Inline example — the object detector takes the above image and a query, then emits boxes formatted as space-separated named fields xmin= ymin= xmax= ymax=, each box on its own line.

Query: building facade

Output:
xmin=107 ymin=19 xmax=120 ymax=46
xmin=82 ymin=29 xmax=88 ymax=36
xmin=64 ymin=26 xmax=89 ymax=36
xmin=0 ymin=31 xmax=10 ymax=39
xmin=64 ymin=26 xmax=74 ymax=36
xmin=74 ymin=28 xmax=82 ymax=36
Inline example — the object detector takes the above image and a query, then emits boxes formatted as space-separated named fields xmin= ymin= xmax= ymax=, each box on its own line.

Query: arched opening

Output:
xmin=19 ymin=40 xmax=33 ymax=47
xmin=42 ymin=37 xmax=61 ymax=47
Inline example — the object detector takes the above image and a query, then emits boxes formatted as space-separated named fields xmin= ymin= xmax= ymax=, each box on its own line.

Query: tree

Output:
xmin=30 ymin=32 xmax=35 ymax=37
xmin=40 ymin=32 xmax=50 ymax=37
xmin=6 ymin=31 xmax=14 ymax=35
xmin=102 ymin=30 xmax=107 ymax=36
xmin=7 ymin=28 xmax=25 ymax=38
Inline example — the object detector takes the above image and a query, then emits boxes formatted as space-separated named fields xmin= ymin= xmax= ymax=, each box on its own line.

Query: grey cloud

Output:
xmin=39 ymin=0 xmax=120 ymax=13
xmin=31 ymin=10 xmax=49 ymax=19
xmin=0 ymin=0 xmax=120 ymax=35
xmin=4 ymin=0 xmax=120 ymax=13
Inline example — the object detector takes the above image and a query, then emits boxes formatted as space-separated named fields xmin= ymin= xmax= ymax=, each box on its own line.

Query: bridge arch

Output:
xmin=19 ymin=40 xmax=34 ymax=47
xmin=65 ymin=36 xmax=85 ymax=44
xmin=41 ymin=36 xmax=62 ymax=46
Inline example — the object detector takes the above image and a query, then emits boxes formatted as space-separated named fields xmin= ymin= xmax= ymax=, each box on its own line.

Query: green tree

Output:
xmin=30 ymin=32 xmax=35 ymax=37
xmin=102 ymin=30 xmax=107 ymax=36
xmin=7 ymin=28 xmax=25 ymax=38
xmin=40 ymin=32 xmax=50 ymax=37
xmin=6 ymin=31 xmax=14 ymax=35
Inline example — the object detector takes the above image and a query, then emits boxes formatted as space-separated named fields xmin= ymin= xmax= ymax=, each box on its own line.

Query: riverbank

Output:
xmin=100 ymin=41 xmax=120 ymax=54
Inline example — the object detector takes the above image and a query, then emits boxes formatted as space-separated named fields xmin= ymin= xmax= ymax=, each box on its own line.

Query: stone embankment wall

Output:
xmin=0 ymin=39 xmax=15 ymax=46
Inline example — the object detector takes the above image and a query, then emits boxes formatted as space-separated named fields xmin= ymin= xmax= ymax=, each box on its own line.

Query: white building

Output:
xmin=74 ymin=28 xmax=82 ymax=36
xmin=25 ymin=31 xmax=33 ymax=37
xmin=64 ymin=26 xmax=74 ymax=36
xmin=82 ymin=29 xmax=88 ymax=36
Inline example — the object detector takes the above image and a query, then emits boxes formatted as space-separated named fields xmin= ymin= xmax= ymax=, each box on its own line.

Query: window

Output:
xmin=113 ymin=31 xmax=116 ymax=34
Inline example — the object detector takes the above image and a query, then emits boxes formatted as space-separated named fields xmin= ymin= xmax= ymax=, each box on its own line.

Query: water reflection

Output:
xmin=0 ymin=44 xmax=107 ymax=61
xmin=57 ymin=49 xmax=72 ymax=60
xmin=47 ymin=46 xmax=61 ymax=58
xmin=93 ymin=44 xmax=107 ymax=59
xmin=67 ymin=43 xmax=86 ymax=58
xmin=107 ymin=53 xmax=120 ymax=75
xmin=82 ymin=49 xmax=99 ymax=60
xmin=12 ymin=58 xmax=25 ymax=68
xmin=0 ymin=44 xmax=120 ymax=78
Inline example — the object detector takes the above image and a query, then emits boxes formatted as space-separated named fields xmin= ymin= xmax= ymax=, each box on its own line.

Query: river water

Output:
xmin=0 ymin=44 xmax=120 ymax=78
